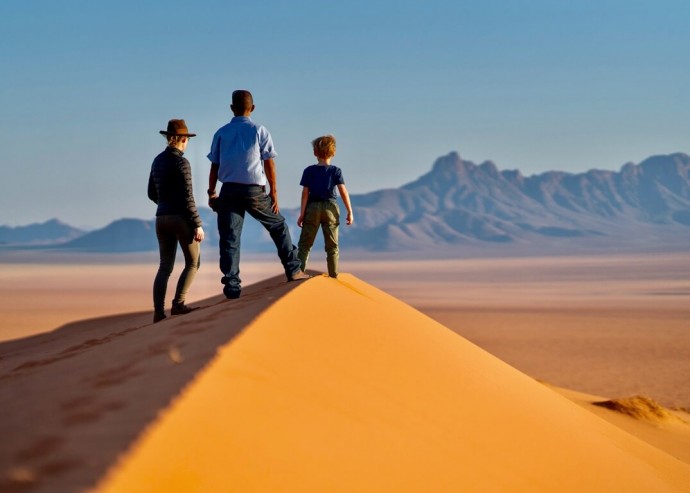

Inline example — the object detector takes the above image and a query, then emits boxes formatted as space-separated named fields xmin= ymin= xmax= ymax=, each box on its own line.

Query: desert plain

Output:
xmin=0 ymin=249 xmax=689 ymax=491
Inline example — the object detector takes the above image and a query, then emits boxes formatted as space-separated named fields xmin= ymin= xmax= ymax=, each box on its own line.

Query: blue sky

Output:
xmin=1 ymin=0 xmax=688 ymax=228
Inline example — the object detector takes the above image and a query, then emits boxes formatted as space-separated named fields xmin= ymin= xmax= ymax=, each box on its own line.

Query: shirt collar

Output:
xmin=167 ymin=146 xmax=184 ymax=156
xmin=231 ymin=116 xmax=251 ymax=123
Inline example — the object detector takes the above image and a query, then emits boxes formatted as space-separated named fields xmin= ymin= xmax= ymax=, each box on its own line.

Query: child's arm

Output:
xmin=297 ymin=186 xmax=309 ymax=227
xmin=337 ymin=184 xmax=354 ymax=225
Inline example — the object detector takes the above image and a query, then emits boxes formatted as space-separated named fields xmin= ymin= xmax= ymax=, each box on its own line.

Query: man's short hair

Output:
xmin=232 ymin=90 xmax=254 ymax=112
xmin=312 ymin=135 xmax=336 ymax=159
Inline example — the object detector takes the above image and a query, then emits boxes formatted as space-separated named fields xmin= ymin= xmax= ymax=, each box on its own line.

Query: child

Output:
xmin=297 ymin=135 xmax=353 ymax=278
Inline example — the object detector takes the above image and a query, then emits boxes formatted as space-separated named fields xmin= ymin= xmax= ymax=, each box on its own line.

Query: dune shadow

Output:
xmin=0 ymin=274 xmax=303 ymax=493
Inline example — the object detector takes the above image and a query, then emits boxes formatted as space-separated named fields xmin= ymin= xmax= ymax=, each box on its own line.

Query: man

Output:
xmin=207 ymin=90 xmax=309 ymax=299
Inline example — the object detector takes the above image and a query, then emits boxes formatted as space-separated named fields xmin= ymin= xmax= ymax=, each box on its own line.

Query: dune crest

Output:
xmin=98 ymin=274 xmax=690 ymax=492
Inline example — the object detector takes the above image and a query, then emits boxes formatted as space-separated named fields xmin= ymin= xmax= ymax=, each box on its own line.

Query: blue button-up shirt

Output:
xmin=207 ymin=116 xmax=277 ymax=185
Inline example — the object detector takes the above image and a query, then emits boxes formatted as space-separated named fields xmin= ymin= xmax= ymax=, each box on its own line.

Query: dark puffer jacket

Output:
xmin=147 ymin=146 xmax=202 ymax=228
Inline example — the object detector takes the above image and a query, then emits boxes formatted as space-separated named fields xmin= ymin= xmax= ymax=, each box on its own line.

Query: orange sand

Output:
xmin=96 ymin=275 xmax=690 ymax=492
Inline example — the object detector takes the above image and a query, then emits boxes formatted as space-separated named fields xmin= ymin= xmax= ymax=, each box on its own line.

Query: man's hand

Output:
xmin=269 ymin=189 xmax=280 ymax=214
xmin=208 ymin=164 xmax=220 ymax=212
xmin=263 ymin=159 xmax=280 ymax=214
xmin=194 ymin=227 xmax=205 ymax=242
xmin=297 ymin=213 xmax=304 ymax=227
xmin=208 ymin=193 xmax=218 ymax=212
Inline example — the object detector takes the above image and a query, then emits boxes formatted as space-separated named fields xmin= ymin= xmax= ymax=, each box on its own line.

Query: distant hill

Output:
xmin=60 ymin=218 xmax=158 ymax=252
xmin=8 ymin=152 xmax=690 ymax=254
xmin=0 ymin=219 xmax=85 ymax=245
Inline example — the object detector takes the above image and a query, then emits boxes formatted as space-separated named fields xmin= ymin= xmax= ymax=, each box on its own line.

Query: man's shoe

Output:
xmin=153 ymin=312 xmax=167 ymax=323
xmin=289 ymin=271 xmax=312 ymax=282
xmin=224 ymin=287 xmax=241 ymax=300
xmin=171 ymin=303 xmax=200 ymax=316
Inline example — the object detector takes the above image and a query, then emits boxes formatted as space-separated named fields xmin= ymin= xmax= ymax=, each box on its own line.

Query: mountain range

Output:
xmin=2 ymin=152 xmax=689 ymax=254
xmin=340 ymin=151 xmax=690 ymax=251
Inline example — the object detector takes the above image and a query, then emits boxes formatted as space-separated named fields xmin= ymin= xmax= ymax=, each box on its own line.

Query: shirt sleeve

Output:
xmin=207 ymin=131 xmax=221 ymax=164
xmin=299 ymin=167 xmax=310 ymax=187
xmin=334 ymin=167 xmax=345 ymax=185
xmin=258 ymin=126 xmax=277 ymax=160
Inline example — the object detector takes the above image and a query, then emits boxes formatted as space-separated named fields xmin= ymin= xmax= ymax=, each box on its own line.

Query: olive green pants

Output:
xmin=297 ymin=201 xmax=339 ymax=278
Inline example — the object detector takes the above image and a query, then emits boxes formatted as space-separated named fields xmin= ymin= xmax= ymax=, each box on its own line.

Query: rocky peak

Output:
xmin=430 ymin=152 xmax=470 ymax=177
xmin=479 ymin=160 xmax=500 ymax=178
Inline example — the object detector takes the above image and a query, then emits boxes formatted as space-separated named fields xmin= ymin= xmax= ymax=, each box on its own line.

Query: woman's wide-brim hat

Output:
xmin=160 ymin=119 xmax=196 ymax=137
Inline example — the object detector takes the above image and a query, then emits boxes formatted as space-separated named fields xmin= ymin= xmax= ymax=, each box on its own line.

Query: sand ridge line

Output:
xmin=335 ymin=276 xmax=376 ymax=301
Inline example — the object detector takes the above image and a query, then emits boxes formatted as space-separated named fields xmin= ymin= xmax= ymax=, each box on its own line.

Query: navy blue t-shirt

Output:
xmin=300 ymin=164 xmax=345 ymax=202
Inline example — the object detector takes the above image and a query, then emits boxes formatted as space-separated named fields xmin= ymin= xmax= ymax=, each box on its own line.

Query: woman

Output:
xmin=148 ymin=119 xmax=205 ymax=323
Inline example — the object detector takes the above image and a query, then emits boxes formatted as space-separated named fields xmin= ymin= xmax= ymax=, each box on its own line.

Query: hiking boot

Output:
xmin=289 ymin=271 xmax=312 ymax=282
xmin=171 ymin=303 xmax=200 ymax=316
xmin=153 ymin=312 xmax=167 ymax=323
xmin=224 ymin=289 xmax=241 ymax=300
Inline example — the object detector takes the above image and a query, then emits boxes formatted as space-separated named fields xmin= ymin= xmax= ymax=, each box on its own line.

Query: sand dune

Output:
xmin=94 ymin=275 xmax=689 ymax=492
xmin=0 ymin=276 xmax=303 ymax=492
xmin=2 ymin=273 xmax=689 ymax=492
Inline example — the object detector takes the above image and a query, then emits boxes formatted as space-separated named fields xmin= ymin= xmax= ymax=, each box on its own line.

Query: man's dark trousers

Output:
xmin=216 ymin=183 xmax=301 ymax=298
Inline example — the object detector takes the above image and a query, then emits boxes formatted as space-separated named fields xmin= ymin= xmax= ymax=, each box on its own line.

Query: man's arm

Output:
xmin=263 ymin=158 xmax=280 ymax=213
xmin=208 ymin=163 xmax=219 ymax=195
xmin=208 ymin=163 xmax=219 ymax=209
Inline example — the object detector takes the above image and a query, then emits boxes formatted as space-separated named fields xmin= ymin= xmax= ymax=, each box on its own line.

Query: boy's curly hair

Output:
xmin=312 ymin=135 xmax=336 ymax=159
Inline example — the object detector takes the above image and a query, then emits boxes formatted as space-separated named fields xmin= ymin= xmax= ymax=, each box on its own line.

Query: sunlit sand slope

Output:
xmin=99 ymin=274 xmax=690 ymax=492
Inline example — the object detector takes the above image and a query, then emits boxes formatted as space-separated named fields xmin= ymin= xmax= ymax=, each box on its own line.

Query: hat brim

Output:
xmin=160 ymin=130 xmax=197 ymax=137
